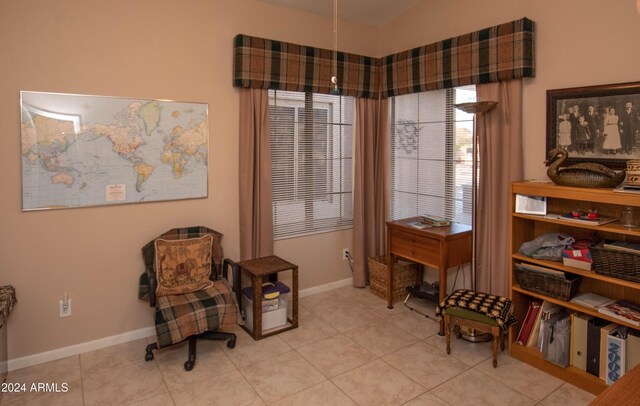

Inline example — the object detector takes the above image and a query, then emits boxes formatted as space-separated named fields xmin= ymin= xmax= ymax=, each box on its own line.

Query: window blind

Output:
xmin=390 ymin=85 xmax=476 ymax=225
xmin=269 ymin=90 xmax=354 ymax=239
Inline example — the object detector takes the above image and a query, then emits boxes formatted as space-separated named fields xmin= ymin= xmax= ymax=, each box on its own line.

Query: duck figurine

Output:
xmin=545 ymin=147 xmax=626 ymax=188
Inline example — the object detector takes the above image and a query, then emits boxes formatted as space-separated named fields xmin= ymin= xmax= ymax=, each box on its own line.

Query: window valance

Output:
xmin=233 ymin=17 xmax=535 ymax=99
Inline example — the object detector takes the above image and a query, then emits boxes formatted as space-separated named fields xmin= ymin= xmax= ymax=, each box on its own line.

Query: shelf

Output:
xmin=512 ymin=253 xmax=640 ymax=290
xmin=513 ymin=181 xmax=640 ymax=207
xmin=513 ymin=213 xmax=640 ymax=237
xmin=509 ymin=344 xmax=607 ymax=394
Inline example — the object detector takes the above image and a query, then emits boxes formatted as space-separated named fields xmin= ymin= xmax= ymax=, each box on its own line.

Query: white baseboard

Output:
xmin=7 ymin=277 xmax=353 ymax=372
xmin=8 ymin=326 xmax=155 ymax=372
xmin=298 ymin=277 xmax=353 ymax=298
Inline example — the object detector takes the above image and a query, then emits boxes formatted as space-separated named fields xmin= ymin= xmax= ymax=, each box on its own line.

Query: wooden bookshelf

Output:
xmin=509 ymin=181 xmax=640 ymax=395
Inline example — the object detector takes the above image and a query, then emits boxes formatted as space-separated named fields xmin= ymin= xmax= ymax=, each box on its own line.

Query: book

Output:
xmin=570 ymin=292 xmax=615 ymax=309
xmin=516 ymin=301 xmax=542 ymax=345
xmin=420 ymin=214 xmax=451 ymax=227
xmin=558 ymin=213 xmax=617 ymax=226
xmin=526 ymin=300 xmax=545 ymax=348
xmin=407 ymin=221 xmax=433 ymax=230
xmin=598 ymin=300 xmax=640 ymax=326
xmin=562 ymin=249 xmax=592 ymax=271
xmin=602 ymin=240 xmax=640 ymax=254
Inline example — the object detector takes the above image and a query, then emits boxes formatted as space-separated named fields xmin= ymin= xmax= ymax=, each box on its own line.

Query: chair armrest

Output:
xmin=223 ymin=258 xmax=242 ymax=306
xmin=146 ymin=266 xmax=157 ymax=307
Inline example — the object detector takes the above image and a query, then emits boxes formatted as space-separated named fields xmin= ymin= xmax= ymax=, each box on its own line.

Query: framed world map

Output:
xmin=20 ymin=91 xmax=209 ymax=211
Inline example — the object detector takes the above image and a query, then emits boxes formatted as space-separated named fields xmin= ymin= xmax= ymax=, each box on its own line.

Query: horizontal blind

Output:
xmin=390 ymin=85 xmax=476 ymax=225
xmin=269 ymin=90 xmax=354 ymax=239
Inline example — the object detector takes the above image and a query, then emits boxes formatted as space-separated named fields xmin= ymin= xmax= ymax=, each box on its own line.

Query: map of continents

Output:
xmin=20 ymin=92 xmax=208 ymax=210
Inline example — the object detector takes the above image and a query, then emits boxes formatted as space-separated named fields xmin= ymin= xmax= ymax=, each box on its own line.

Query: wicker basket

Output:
xmin=368 ymin=256 xmax=419 ymax=303
xmin=514 ymin=265 xmax=580 ymax=301
xmin=592 ymin=243 xmax=640 ymax=283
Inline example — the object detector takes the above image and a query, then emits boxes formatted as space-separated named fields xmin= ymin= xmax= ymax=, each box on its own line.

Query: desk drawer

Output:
xmin=391 ymin=229 xmax=439 ymax=266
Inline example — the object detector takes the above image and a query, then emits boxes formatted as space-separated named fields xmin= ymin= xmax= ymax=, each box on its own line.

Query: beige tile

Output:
xmin=170 ymin=369 xmax=263 ymax=406
xmin=383 ymin=341 xmax=469 ymax=389
xmin=239 ymin=350 xmax=325 ymax=404
xmin=278 ymin=315 xmax=339 ymax=349
xmin=81 ymin=338 xmax=148 ymax=376
xmin=271 ymin=380 xmax=356 ymax=406
xmin=315 ymin=303 xmax=380 ymax=333
xmin=127 ymin=393 xmax=175 ymax=406
xmin=344 ymin=320 xmax=418 ymax=357
xmin=357 ymin=296 xmax=410 ymax=319
xmin=431 ymin=368 xmax=536 ymax=406
xmin=156 ymin=339 xmax=237 ymax=391
xmin=222 ymin=331 xmax=291 ymax=370
xmin=403 ymin=391 xmax=450 ymax=406
xmin=299 ymin=291 xmax=344 ymax=315
xmin=0 ymin=378 xmax=83 ymax=406
xmin=424 ymin=332 xmax=493 ymax=366
xmin=83 ymin=361 xmax=167 ymax=406
xmin=538 ymin=383 xmax=596 ymax=406
xmin=475 ymin=353 xmax=564 ymax=402
xmin=296 ymin=335 xmax=376 ymax=378
xmin=332 ymin=359 xmax=425 ymax=406
xmin=388 ymin=308 xmax=441 ymax=339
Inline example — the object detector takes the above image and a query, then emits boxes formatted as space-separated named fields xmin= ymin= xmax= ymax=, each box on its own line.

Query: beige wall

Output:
xmin=0 ymin=0 xmax=376 ymax=360
xmin=381 ymin=0 xmax=640 ymax=179
xmin=3 ymin=0 xmax=640 ymax=362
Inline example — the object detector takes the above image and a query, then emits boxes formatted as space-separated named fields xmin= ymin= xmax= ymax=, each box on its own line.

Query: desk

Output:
xmin=386 ymin=217 xmax=472 ymax=311
xmin=237 ymin=255 xmax=298 ymax=340
xmin=591 ymin=364 xmax=640 ymax=404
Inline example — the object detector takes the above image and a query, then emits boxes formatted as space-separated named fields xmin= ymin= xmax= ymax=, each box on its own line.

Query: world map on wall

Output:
xmin=20 ymin=92 xmax=209 ymax=210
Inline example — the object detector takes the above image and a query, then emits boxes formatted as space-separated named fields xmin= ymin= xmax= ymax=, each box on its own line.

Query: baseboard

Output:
xmin=8 ymin=277 xmax=353 ymax=372
xmin=298 ymin=277 xmax=353 ymax=298
xmin=8 ymin=326 xmax=155 ymax=372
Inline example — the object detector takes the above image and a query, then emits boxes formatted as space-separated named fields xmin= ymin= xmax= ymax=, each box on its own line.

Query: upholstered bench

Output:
xmin=436 ymin=289 xmax=517 ymax=368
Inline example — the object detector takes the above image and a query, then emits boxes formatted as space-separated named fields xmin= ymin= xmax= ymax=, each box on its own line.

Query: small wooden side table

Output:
xmin=237 ymin=255 xmax=298 ymax=340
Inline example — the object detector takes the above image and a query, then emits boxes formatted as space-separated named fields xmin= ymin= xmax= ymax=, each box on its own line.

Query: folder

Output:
xmin=586 ymin=318 xmax=609 ymax=376
xmin=571 ymin=313 xmax=591 ymax=371
xmin=599 ymin=323 xmax=618 ymax=380
xmin=606 ymin=326 xmax=628 ymax=385
xmin=626 ymin=331 xmax=640 ymax=372
xmin=516 ymin=301 xmax=541 ymax=345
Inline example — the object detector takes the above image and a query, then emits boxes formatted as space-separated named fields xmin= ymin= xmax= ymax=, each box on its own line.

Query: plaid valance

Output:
xmin=233 ymin=34 xmax=380 ymax=99
xmin=233 ymin=17 xmax=534 ymax=99
xmin=380 ymin=17 xmax=535 ymax=97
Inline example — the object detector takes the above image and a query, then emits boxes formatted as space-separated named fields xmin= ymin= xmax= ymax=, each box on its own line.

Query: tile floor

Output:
xmin=1 ymin=286 xmax=597 ymax=405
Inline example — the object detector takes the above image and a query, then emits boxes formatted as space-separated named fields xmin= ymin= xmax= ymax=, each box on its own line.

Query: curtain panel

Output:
xmin=380 ymin=18 xmax=535 ymax=97
xmin=233 ymin=18 xmax=534 ymax=99
xmin=233 ymin=34 xmax=380 ymax=99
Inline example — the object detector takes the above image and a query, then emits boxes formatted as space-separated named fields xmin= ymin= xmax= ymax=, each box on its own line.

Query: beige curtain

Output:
xmin=352 ymin=97 xmax=391 ymax=287
xmin=238 ymin=88 xmax=274 ymax=261
xmin=475 ymin=80 xmax=524 ymax=296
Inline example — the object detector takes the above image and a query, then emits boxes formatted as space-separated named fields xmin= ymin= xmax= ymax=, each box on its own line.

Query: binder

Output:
xmin=586 ymin=318 xmax=609 ymax=376
xmin=626 ymin=331 xmax=640 ymax=372
xmin=571 ymin=313 xmax=591 ymax=371
xmin=599 ymin=323 xmax=618 ymax=380
xmin=606 ymin=326 xmax=628 ymax=385
xmin=516 ymin=301 xmax=541 ymax=345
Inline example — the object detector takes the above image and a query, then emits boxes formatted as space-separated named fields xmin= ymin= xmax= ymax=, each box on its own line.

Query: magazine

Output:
xmin=558 ymin=213 xmax=617 ymax=226
xmin=597 ymin=300 xmax=640 ymax=326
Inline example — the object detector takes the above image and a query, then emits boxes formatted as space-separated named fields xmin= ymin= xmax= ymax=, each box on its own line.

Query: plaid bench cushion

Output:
xmin=155 ymin=280 xmax=240 ymax=348
xmin=435 ymin=289 xmax=517 ymax=333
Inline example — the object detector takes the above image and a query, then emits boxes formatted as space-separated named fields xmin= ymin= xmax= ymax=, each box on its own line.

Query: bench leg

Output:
xmin=444 ymin=315 xmax=451 ymax=355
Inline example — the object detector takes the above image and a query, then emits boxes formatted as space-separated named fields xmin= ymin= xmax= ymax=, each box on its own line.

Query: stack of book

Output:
xmin=420 ymin=214 xmax=450 ymax=227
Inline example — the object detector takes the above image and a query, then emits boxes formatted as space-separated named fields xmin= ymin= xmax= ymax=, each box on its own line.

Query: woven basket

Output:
xmin=514 ymin=265 xmax=580 ymax=301
xmin=592 ymin=243 xmax=640 ymax=283
xmin=368 ymin=256 xmax=418 ymax=303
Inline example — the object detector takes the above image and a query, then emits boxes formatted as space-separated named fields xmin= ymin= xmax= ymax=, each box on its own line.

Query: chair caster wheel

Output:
xmin=145 ymin=352 xmax=154 ymax=361
xmin=227 ymin=338 xmax=236 ymax=349
xmin=184 ymin=361 xmax=194 ymax=371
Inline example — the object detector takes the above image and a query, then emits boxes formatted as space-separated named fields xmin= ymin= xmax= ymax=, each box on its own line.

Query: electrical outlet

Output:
xmin=59 ymin=298 xmax=71 ymax=318
xmin=342 ymin=248 xmax=350 ymax=260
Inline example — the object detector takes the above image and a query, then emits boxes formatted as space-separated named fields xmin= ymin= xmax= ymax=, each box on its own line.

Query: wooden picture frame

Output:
xmin=546 ymin=81 xmax=640 ymax=169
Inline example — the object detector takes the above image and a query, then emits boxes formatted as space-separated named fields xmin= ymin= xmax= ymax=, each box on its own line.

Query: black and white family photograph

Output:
xmin=547 ymin=82 xmax=640 ymax=168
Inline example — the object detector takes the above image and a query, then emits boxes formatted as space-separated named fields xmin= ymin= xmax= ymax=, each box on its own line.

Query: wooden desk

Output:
xmin=591 ymin=364 xmax=640 ymax=404
xmin=386 ymin=217 xmax=472 ymax=310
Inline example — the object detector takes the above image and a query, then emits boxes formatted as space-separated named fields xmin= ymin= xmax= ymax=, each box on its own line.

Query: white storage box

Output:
xmin=243 ymin=294 xmax=288 ymax=333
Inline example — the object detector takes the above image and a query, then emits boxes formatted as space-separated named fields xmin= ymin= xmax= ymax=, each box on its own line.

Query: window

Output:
xmin=390 ymin=86 xmax=476 ymax=225
xmin=269 ymin=90 xmax=354 ymax=239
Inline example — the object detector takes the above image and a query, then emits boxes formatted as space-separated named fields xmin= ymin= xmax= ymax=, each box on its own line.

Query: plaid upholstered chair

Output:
xmin=139 ymin=226 xmax=240 ymax=371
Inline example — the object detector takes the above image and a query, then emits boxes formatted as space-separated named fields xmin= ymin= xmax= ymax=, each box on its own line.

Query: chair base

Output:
xmin=144 ymin=331 xmax=236 ymax=371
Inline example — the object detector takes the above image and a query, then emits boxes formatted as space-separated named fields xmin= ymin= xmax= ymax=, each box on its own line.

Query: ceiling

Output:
xmin=255 ymin=0 xmax=423 ymax=27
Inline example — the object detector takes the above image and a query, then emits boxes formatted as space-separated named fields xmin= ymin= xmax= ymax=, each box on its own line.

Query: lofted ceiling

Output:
xmin=255 ymin=0 xmax=423 ymax=27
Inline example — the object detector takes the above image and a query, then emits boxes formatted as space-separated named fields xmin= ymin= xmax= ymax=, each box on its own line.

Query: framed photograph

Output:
xmin=546 ymin=81 xmax=640 ymax=169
